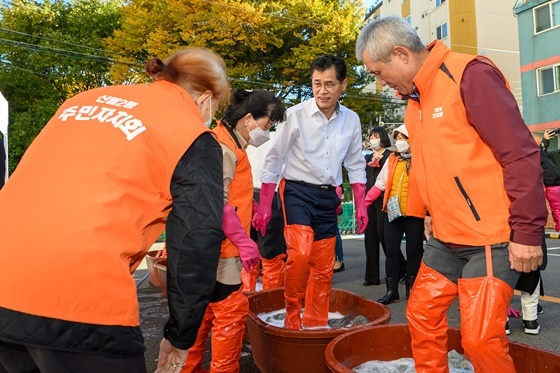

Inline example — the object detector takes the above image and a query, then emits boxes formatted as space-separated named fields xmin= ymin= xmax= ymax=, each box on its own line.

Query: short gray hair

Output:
xmin=356 ymin=15 xmax=425 ymax=63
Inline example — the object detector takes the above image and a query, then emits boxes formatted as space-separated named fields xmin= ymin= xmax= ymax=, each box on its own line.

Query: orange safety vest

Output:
xmin=213 ymin=123 xmax=253 ymax=258
xmin=0 ymin=80 xmax=209 ymax=327
xmin=405 ymin=40 xmax=511 ymax=245
xmin=382 ymin=153 xmax=426 ymax=219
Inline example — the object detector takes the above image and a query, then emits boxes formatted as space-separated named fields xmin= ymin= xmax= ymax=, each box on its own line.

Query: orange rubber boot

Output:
xmin=283 ymin=224 xmax=315 ymax=329
xmin=208 ymin=288 xmax=249 ymax=373
xmin=261 ymin=253 xmax=286 ymax=290
xmin=241 ymin=263 xmax=260 ymax=292
xmin=458 ymin=276 xmax=515 ymax=372
xmin=181 ymin=306 xmax=215 ymax=373
xmin=301 ymin=237 xmax=336 ymax=328
xmin=406 ymin=262 xmax=458 ymax=373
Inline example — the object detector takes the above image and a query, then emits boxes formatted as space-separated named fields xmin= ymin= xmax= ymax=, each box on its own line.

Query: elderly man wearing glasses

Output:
xmin=253 ymin=54 xmax=368 ymax=330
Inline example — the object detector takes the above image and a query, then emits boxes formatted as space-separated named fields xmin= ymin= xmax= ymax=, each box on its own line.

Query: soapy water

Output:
xmin=353 ymin=350 xmax=474 ymax=373
xmin=257 ymin=309 xmax=370 ymax=329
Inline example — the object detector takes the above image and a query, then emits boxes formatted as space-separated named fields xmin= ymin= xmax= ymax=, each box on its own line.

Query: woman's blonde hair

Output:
xmin=145 ymin=47 xmax=231 ymax=104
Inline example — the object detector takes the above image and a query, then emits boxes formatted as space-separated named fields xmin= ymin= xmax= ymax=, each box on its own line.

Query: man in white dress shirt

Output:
xmin=253 ymin=55 xmax=368 ymax=329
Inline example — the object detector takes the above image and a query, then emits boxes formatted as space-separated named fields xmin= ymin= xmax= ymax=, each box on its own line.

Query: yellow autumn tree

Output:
xmin=104 ymin=0 xmax=398 ymax=130
xmin=106 ymin=2 xmax=356 ymax=92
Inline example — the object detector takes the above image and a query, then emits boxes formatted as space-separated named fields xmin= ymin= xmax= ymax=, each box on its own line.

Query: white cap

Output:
xmin=392 ymin=124 xmax=408 ymax=139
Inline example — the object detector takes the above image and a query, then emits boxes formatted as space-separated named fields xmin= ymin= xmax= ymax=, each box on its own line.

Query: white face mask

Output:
xmin=203 ymin=99 xmax=213 ymax=128
xmin=249 ymin=127 xmax=270 ymax=147
xmin=395 ymin=140 xmax=409 ymax=153
xmin=370 ymin=139 xmax=381 ymax=150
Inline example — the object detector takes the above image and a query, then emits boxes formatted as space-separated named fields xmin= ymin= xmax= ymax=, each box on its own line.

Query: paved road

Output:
xmin=136 ymin=236 xmax=560 ymax=372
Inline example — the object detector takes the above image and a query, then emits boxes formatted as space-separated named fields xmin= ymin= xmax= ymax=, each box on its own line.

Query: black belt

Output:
xmin=288 ymin=180 xmax=336 ymax=191
xmin=445 ymin=242 xmax=505 ymax=250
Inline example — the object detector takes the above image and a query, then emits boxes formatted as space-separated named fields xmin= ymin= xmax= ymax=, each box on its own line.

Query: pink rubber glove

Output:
xmin=351 ymin=183 xmax=368 ymax=234
xmin=252 ymin=199 xmax=259 ymax=218
xmin=252 ymin=182 xmax=276 ymax=236
xmin=507 ymin=306 xmax=521 ymax=318
xmin=223 ymin=203 xmax=260 ymax=272
xmin=545 ymin=185 xmax=560 ymax=231
xmin=365 ymin=186 xmax=382 ymax=208
xmin=336 ymin=186 xmax=343 ymax=215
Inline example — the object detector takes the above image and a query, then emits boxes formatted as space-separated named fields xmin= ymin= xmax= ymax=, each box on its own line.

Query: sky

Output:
xmin=363 ymin=0 xmax=381 ymax=10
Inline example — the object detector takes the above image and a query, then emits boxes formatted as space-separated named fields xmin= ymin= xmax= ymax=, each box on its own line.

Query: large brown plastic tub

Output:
xmin=153 ymin=259 xmax=168 ymax=298
xmin=246 ymin=288 xmax=391 ymax=373
xmin=325 ymin=323 xmax=560 ymax=373
xmin=145 ymin=250 xmax=165 ymax=286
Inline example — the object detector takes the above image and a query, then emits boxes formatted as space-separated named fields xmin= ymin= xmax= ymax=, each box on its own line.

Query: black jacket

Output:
xmin=540 ymin=143 xmax=560 ymax=187
xmin=541 ymin=137 xmax=560 ymax=172
xmin=365 ymin=149 xmax=391 ymax=192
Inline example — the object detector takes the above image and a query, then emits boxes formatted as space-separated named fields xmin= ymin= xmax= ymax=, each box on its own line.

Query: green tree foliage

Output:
xmin=0 ymin=0 xmax=123 ymax=172
xmin=0 ymin=0 xmax=402 ymax=173
xmin=104 ymin=0 xmax=398 ymax=127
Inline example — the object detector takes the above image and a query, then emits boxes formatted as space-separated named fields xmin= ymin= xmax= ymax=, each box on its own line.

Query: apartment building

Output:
xmin=366 ymin=0 xmax=523 ymax=107
xmin=514 ymin=0 xmax=560 ymax=135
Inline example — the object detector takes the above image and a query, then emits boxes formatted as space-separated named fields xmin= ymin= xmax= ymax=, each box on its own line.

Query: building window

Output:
xmin=436 ymin=0 xmax=446 ymax=7
xmin=436 ymin=22 xmax=448 ymax=39
xmin=534 ymin=0 xmax=560 ymax=34
xmin=405 ymin=15 xmax=412 ymax=25
xmin=537 ymin=64 xmax=560 ymax=96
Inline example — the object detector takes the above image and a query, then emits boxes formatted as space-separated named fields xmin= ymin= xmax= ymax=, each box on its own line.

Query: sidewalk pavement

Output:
xmin=136 ymin=236 xmax=560 ymax=372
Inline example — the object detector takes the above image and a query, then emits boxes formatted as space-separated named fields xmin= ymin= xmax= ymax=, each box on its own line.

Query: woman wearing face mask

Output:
xmin=364 ymin=124 xmax=426 ymax=305
xmin=182 ymin=88 xmax=286 ymax=373
xmin=363 ymin=126 xmax=406 ymax=286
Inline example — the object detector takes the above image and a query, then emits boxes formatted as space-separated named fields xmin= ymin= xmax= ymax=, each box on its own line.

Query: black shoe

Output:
xmin=377 ymin=277 xmax=399 ymax=305
xmin=363 ymin=280 xmax=380 ymax=286
xmin=537 ymin=304 xmax=544 ymax=314
xmin=505 ymin=320 xmax=511 ymax=335
xmin=377 ymin=291 xmax=399 ymax=305
xmin=523 ymin=319 xmax=540 ymax=335
xmin=333 ymin=262 xmax=345 ymax=273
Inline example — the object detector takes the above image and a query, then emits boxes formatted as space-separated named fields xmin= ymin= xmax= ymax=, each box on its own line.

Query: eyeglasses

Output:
xmin=312 ymin=81 xmax=339 ymax=92
xmin=256 ymin=117 xmax=276 ymax=130
xmin=264 ymin=118 xmax=276 ymax=130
